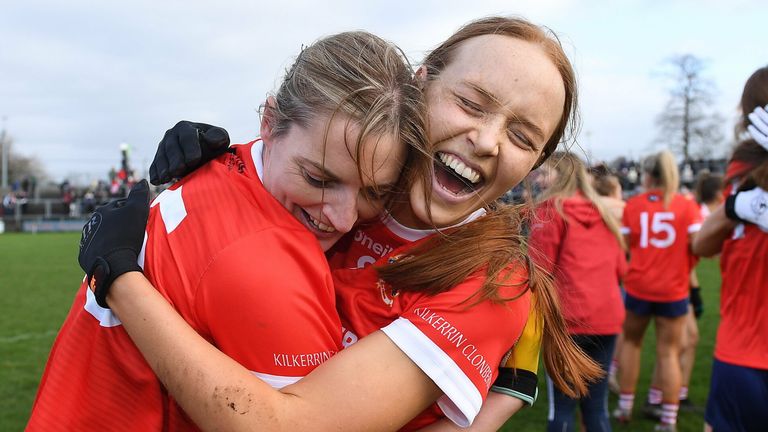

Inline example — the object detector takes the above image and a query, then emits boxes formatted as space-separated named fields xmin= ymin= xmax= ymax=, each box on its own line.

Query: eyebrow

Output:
xmin=463 ymin=80 xmax=547 ymax=143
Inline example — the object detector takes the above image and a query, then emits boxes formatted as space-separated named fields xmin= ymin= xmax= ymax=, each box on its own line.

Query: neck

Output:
xmin=705 ymin=200 xmax=721 ymax=213
xmin=389 ymin=193 xmax=431 ymax=229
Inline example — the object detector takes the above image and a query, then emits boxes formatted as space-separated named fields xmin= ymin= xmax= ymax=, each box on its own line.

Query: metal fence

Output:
xmin=2 ymin=198 xmax=90 ymax=233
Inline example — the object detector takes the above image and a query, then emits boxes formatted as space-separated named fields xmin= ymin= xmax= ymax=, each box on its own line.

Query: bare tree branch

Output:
xmin=653 ymin=54 xmax=724 ymax=162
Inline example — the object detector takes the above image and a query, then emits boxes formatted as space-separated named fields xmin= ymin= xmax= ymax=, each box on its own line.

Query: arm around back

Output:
xmin=107 ymin=272 xmax=442 ymax=432
xmin=692 ymin=206 xmax=737 ymax=257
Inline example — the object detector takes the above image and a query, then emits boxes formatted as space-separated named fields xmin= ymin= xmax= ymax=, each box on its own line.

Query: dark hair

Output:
xmin=694 ymin=171 xmax=723 ymax=205
xmin=728 ymin=66 xmax=768 ymax=189
xmin=590 ymin=164 xmax=621 ymax=198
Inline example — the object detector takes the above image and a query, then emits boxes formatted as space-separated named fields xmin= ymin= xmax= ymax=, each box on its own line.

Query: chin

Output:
xmin=317 ymin=237 xmax=338 ymax=252
xmin=430 ymin=207 xmax=470 ymax=227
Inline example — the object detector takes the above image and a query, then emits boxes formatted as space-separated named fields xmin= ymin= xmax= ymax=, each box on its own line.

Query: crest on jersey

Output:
xmin=378 ymin=279 xmax=395 ymax=307
xmin=378 ymin=255 xmax=402 ymax=307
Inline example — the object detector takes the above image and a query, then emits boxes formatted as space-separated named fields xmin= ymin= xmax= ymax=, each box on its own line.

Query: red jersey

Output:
xmin=621 ymin=190 xmax=702 ymax=302
xmin=328 ymin=209 xmax=485 ymax=270
xmin=28 ymin=141 xmax=343 ymax=431
xmin=330 ymin=210 xmax=529 ymax=429
xmin=529 ymin=196 xmax=626 ymax=335
xmin=715 ymin=168 xmax=768 ymax=369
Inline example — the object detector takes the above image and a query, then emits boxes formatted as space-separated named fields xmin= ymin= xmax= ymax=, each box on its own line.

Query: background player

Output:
xmin=530 ymin=152 xmax=626 ymax=431
xmin=614 ymin=150 xmax=703 ymax=431
xmin=693 ymin=66 xmax=768 ymax=432
xmin=642 ymin=171 xmax=723 ymax=420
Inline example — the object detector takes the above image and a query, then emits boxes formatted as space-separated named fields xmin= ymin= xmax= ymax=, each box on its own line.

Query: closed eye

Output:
xmin=302 ymin=169 xmax=330 ymax=188
xmin=509 ymin=129 xmax=534 ymax=150
xmin=456 ymin=95 xmax=483 ymax=115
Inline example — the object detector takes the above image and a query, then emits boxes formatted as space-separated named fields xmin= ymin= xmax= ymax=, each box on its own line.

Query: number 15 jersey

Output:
xmin=621 ymin=190 xmax=702 ymax=302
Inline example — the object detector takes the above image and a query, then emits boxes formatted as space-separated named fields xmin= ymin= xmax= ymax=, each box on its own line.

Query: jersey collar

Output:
xmin=381 ymin=208 xmax=487 ymax=242
xmin=251 ymin=138 xmax=265 ymax=182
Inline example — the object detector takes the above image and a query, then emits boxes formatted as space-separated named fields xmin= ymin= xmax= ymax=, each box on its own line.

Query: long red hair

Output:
xmin=377 ymin=16 xmax=602 ymax=398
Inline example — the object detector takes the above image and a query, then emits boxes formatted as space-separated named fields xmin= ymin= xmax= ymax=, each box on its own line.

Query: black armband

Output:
xmin=724 ymin=194 xmax=743 ymax=223
xmin=490 ymin=367 xmax=538 ymax=406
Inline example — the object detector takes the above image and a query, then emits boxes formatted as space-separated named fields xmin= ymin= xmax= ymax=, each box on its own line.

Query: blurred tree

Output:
xmin=654 ymin=54 xmax=724 ymax=164
xmin=0 ymin=135 xmax=48 ymax=191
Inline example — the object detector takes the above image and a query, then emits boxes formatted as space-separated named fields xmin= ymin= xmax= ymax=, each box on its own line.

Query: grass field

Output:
xmin=1 ymin=232 xmax=721 ymax=431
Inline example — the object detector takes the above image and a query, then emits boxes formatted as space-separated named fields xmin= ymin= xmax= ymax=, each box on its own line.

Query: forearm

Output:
xmin=691 ymin=206 xmax=736 ymax=257
xmin=107 ymin=273 xmax=441 ymax=431
xmin=415 ymin=393 xmax=525 ymax=432
xmin=108 ymin=273 xmax=287 ymax=431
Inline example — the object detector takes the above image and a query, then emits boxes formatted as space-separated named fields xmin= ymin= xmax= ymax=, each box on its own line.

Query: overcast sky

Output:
xmin=1 ymin=0 xmax=765 ymax=184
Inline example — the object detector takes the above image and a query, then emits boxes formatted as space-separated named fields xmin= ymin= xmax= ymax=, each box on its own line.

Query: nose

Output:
xmin=469 ymin=119 xmax=502 ymax=157
xmin=322 ymin=189 xmax=358 ymax=234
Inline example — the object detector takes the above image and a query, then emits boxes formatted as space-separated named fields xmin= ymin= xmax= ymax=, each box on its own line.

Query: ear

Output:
xmin=415 ymin=66 xmax=428 ymax=88
xmin=260 ymin=96 xmax=278 ymax=144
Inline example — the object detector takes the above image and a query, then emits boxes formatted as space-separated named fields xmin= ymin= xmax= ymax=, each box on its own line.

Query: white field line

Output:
xmin=0 ymin=329 xmax=57 ymax=344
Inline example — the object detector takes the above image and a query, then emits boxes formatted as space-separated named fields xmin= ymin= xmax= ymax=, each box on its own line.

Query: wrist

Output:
xmin=107 ymin=271 xmax=146 ymax=308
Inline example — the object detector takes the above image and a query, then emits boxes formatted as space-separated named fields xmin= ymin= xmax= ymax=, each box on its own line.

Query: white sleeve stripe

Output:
xmin=137 ymin=231 xmax=147 ymax=270
xmin=381 ymin=317 xmax=482 ymax=428
xmin=250 ymin=371 xmax=301 ymax=389
xmin=620 ymin=226 xmax=630 ymax=234
xmin=688 ymin=223 xmax=702 ymax=233
xmin=84 ymin=287 xmax=122 ymax=327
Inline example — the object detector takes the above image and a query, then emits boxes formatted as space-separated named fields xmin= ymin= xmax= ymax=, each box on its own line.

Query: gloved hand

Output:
xmin=149 ymin=121 xmax=230 ymax=185
xmin=79 ymin=180 xmax=151 ymax=308
xmin=725 ymin=186 xmax=768 ymax=230
xmin=690 ymin=287 xmax=703 ymax=319
xmin=747 ymin=104 xmax=768 ymax=148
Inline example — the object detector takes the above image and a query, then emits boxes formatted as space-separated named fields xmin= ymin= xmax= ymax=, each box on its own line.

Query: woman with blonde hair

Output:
xmin=530 ymin=152 xmax=626 ymax=431
xmin=614 ymin=150 xmax=702 ymax=431
xmin=28 ymin=30 xmax=422 ymax=431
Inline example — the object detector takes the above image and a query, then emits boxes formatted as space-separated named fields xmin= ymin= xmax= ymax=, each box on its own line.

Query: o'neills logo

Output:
xmin=273 ymin=350 xmax=336 ymax=368
xmin=354 ymin=230 xmax=395 ymax=258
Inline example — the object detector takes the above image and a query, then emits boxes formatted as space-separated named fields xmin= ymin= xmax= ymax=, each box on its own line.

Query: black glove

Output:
xmin=79 ymin=180 xmax=151 ymax=308
xmin=690 ymin=286 xmax=703 ymax=319
xmin=149 ymin=121 xmax=230 ymax=185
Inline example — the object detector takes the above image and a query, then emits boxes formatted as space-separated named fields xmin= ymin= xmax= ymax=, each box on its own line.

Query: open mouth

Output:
xmin=301 ymin=209 xmax=336 ymax=234
xmin=434 ymin=152 xmax=484 ymax=196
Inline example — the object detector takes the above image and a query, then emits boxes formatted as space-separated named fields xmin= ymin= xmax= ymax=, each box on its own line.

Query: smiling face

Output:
xmin=404 ymin=34 xmax=566 ymax=228
xmin=261 ymin=111 xmax=405 ymax=251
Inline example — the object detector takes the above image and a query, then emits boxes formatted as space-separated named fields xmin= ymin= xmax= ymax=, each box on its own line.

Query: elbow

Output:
xmin=691 ymin=237 xmax=719 ymax=258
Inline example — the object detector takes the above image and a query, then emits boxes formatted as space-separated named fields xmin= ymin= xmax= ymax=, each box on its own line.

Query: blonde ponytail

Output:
xmin=643 ymin=150 xmax=679 ymax=208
